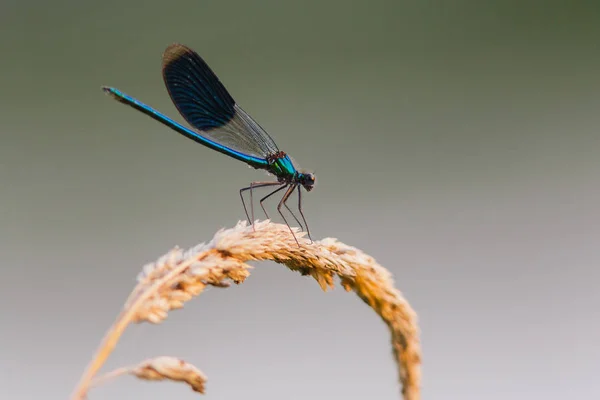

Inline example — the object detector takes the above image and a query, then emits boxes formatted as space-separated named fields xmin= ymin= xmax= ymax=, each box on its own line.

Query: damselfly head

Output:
xmin=298 ymin=172 xmax=316 ymax=192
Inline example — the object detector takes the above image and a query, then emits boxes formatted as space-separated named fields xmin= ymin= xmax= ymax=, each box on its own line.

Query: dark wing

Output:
xmin=161 ymin=43 xmax=279 ymax=159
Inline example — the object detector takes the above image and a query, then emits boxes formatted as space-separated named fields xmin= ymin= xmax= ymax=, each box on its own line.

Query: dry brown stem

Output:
xmin=70 ymin=220 xmax=420 ymax=400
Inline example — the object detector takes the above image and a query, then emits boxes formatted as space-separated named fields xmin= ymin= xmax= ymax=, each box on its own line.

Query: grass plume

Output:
xmin=70 ymin=220 xmax=421 ymax=399
xmin=91 ymin=357 xmax=207 ymax=394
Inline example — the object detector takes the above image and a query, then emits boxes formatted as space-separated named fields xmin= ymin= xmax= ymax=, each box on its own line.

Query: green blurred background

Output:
xmin=1 ymin=1 xmax=599 ymax=399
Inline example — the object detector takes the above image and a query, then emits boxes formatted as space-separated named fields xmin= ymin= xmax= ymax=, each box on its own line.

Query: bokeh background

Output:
xmin=1 ymin=1 xmax=599 ymax=399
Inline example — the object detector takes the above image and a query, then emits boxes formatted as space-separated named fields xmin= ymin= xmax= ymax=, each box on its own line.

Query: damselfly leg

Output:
xmin=241 ymin=182 xmax=310 ymax=246
xmin=240 ymin=181 xmax=281 ymax=226
xmin=259 ymin=186 xmax=305 ymax=231
xmin=259 ymin=184 xmax=287 ymax=220
xmin=277 ymin=185 xmax=301 ymax=246
xmin=297 ymin=187 xmax=312 ymax=243
xmin=284 ymin=199 xmax=305 ymax=232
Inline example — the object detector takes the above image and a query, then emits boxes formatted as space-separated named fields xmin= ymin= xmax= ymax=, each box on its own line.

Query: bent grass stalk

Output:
xmin=69 ymin=220 xmax=421 ymax=400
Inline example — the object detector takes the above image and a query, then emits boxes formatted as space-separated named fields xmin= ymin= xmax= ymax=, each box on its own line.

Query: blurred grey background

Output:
xmin=1 ymin=1 xmax=599 ymax=399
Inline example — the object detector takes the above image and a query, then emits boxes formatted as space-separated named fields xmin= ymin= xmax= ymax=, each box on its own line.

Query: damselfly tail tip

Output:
xmin=101 ymin=86 xmax=127 ymax=103
xmin=101 ymin=86 xmax=118 ymax=97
